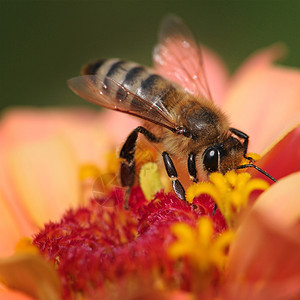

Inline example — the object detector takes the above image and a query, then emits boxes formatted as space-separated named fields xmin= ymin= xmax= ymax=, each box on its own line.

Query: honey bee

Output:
xmin=68 ymin=15 xmax=276 ymax=201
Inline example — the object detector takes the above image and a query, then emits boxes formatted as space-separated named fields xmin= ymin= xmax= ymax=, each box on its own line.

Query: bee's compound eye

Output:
xmin=203 ymin=147 xmax=219 ymax=172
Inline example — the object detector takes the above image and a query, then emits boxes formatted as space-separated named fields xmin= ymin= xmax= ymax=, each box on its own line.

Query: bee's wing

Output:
xmin=153 ymin=15 xmax=212 ymax=100
xmin=68 ymin=75 xmax=180 ymax=132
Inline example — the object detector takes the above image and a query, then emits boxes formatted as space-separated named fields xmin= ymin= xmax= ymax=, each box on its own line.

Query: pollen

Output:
xmin=139 ymin=162 xmax=163 ymax=201
xmin=136 ymin=148 xmax=157 ymax=166
xmin=168 ymin=217 xmax=234 ymax=272
xmin=186 ymin=171 xmax=269 ymax=228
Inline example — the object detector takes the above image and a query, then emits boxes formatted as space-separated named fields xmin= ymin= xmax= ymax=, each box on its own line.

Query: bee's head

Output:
xmin=202 ymin=136 xmax=244 ymax=174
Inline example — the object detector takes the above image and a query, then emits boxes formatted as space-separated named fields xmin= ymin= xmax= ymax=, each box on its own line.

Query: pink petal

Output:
xmin=225 ymin=172 xmax=300 ymax=299
xmin=231 ymin=44 xmax=286 ymax=82
xmin=224 ymin=61 xmax=300 ymax=154
xmin=99 ymin=109 xmax=140 ymax=146
xmin=0 ymin=108 xmax=112 ymax=168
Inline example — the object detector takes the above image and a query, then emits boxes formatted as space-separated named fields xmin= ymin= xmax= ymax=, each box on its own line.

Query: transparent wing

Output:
xmin=153 ymin=15 xmax=212 ymax=100
xmin=68 ymin=75 xmax=181 ymax=132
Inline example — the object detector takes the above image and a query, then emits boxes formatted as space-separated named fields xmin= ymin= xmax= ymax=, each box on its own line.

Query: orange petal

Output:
xmin=0 ymin=253 xmax=61 ymax=300
xmin=0 ymin=107 xmax=124 ymax=230
xmin=225 ymin=172 xmax=300 ymax=299
xmin=224 ymin=46 xmax=300 ymax=154
xmin=99 ymin=109 xmax=140 ymax=146
xmin=0 ymin=191 xmax=23 ymax=256
xmin=0 ymin=108 xmax=97 ymax=146
xmin=0 ymin=288 xmax=33 ymax=300
xmin=0 ymin=108 xmax=104 ymax=238
xmin=7 ymin=135 xmax=80 ymax=227
xmin=166 ymin=290 xmax=194 ymax=300
xmin=0 ymin=136 xmax=35 ymax=238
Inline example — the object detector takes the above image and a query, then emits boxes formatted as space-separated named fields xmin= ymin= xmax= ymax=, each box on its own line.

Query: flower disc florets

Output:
xmin=33 ymin=184 xmax=228 ymax=299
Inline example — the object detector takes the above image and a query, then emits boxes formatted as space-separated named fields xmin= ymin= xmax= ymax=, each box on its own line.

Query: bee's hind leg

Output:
xmin=120 ymin=126 xmax=160 ymax=208
xmin=162 ymin=151 xmax=185 ymax=201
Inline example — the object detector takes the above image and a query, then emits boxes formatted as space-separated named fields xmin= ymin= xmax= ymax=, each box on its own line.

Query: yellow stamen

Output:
xmin=140 ymin=162 xmax=163 ymax=201
xmin=168 ymin=217 xmax=234 ymax=273
xmin=186 ymin=182 xmax=219 ymax=204
xmin=79 ymin=152 xmax=120 ymax=204
xmin=79 ymin=150 xmax=120 ymax=182
xmin=186 ymin=171 xmax=269 ymax=228
xmin=79 ymin=164 xmax=101 ymax=181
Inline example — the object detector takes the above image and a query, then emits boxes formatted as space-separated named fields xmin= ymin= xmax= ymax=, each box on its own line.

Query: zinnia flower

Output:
xmin=0 ymin=16 xmax=300 ymax=300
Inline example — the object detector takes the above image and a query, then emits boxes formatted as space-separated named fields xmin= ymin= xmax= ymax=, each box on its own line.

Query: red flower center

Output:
xmin=33 ymin=186 xmax=226 ymax=299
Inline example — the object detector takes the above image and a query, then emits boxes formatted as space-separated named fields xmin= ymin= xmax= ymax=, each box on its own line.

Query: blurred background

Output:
xmin=1 ymin=0 xmax=300 ymax=112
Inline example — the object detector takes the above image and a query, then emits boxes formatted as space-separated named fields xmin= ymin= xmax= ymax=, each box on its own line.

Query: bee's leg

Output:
xmin=229 ymin=128 xmax=250 ymax=159
xmin=120 ymin=126 xmax=160 ymax=207
xmin=162 ymin=151 xmax=185 ymax=201
xmin=188 ymin=152 xmax=198 ymax=183
xmin=212 ymin=204 xmax=218 ymax=216
xmin=188 ymin=152 xmax=217 ymax=213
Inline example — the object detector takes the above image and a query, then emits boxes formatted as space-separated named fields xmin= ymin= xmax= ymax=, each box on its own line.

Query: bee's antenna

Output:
xmin=236 ymin=164 xmax=277 ymax=183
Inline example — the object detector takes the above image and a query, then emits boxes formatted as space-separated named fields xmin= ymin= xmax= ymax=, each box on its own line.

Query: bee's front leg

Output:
xmin=229 ymin=127 xmax=250 ymax=159
xmin=162 ymin=151 xmax=185 ymax=200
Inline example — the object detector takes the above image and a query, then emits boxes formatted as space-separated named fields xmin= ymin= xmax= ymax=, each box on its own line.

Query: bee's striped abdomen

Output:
xmin=82 ymin=58 xmax=178 ymax=110
xmin=81 ymin=59 xmax=107 ymax=76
